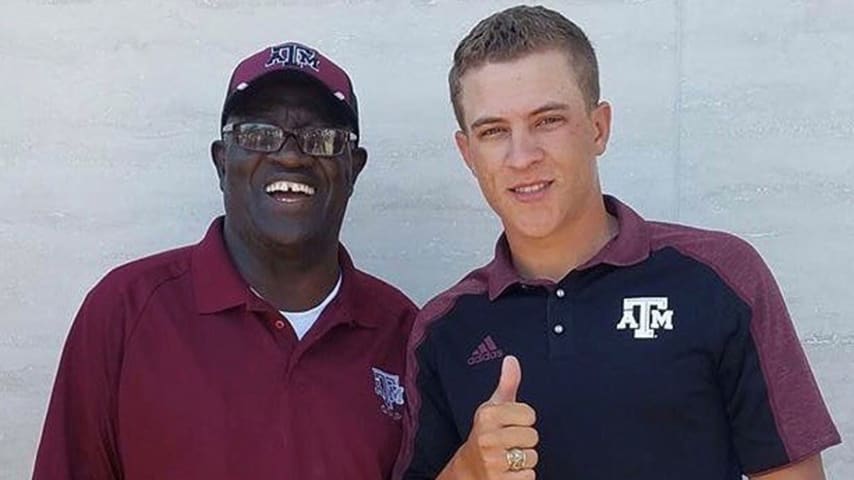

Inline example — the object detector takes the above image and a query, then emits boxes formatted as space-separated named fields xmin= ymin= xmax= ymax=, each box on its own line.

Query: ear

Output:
xmin=211 ymin=140 xmax=226 ymax=191
xmin=590 ymin=101 xmax=612 ymax=156
xmin=348 ymin=146 xmax=368 ymax=189
xmin=454 ymin=130 xmax=477 ymax=177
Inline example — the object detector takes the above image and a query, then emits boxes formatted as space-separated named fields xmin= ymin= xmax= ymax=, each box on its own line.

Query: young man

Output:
xmin=33 ymin=41 xmax=416 ymax=479
xmin=397 ymin=6 xmax=840 ymax=480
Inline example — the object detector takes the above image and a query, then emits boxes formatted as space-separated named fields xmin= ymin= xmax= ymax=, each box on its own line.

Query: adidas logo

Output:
xmin=467 ymin=335 xmax=505 ymax=365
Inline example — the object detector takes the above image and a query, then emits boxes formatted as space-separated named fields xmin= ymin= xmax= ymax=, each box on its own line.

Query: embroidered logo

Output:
xmin=467 ymin=335 xmax=505 ymax=365
xmin=616 ymin=297 xmax=675 ymax=339
xmin=372 ymin=367 xmax=404 ymax=420
xmin=265 ymin=43 xmax=320 ymax=71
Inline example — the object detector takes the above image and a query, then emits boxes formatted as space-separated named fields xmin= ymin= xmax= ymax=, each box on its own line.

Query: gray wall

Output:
xmin=1 ymin=0 xmax=851 ymax=478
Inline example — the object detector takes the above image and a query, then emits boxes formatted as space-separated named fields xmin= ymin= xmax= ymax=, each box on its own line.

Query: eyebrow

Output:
xmin=469 ymin=115 xmax=504 ymax=131
xmin=468 ymin=102 xmax=572 ymax=131
xmin=530 ymin=102 xmax=571 ymax=116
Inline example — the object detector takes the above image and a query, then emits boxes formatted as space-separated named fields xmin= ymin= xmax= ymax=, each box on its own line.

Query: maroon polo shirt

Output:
xmin=33 ymin=217 xmax=417 ymax=480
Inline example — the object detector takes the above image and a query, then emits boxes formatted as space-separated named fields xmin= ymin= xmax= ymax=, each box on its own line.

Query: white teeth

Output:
xmin=514 ymin=182 xmax=548 ymax=194
xmin=265 ymin=180 xmax=316 ymax=196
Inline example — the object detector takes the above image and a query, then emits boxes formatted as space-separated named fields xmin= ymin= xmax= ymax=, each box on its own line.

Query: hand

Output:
xmin=441 ymin=355 xmax=539 ymax=480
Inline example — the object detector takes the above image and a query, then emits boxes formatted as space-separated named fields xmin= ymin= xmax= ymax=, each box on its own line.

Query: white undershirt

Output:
xmin=279 ymin=275 xmax=342 ymax=341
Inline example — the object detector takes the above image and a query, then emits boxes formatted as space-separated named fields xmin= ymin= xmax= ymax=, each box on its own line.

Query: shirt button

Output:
xmin=556 ymin=288 xmax=565 ymax=298
xmin=553 ymin=324 xmax=565 ymax=335
xmin=274 ymin=320 xmax=286 ymax=330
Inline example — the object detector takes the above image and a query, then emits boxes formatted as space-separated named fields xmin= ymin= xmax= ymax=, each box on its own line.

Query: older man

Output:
xmin=33 ymin=41 xmax=416 ymax=479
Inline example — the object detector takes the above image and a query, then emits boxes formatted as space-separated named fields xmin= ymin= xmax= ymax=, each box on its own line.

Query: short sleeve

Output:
xmin=715 ymin=246 xmax=840 ymax=474
xmin=32 ymin=282 xmax=126 ymax=480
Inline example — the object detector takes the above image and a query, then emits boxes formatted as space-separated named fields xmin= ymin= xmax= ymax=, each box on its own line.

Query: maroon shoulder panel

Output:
xmin=650 ymin=221 xmax=841 ymax=463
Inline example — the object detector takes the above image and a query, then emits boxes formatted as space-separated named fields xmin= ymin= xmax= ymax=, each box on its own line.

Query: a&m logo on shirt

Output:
xmin=265 ymin=43 xmax=320 ymax=71
xmin=616 ymin=297 xmax=675 ymax=339
xmin=372 ymin=367 xmax=404 ymax=420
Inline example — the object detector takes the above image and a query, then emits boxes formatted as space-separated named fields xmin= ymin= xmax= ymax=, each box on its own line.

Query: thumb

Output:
xmin=489 ymin=355 xmax=521 ymax=404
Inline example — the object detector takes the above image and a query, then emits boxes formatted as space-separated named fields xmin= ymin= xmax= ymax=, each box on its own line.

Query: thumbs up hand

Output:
xmin=438 ymin=355 xmax=539 ymax=480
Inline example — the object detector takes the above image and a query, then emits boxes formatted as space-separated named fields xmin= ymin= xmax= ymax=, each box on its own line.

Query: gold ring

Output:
xmin=506 ymin=447 xmax=526 ymax=472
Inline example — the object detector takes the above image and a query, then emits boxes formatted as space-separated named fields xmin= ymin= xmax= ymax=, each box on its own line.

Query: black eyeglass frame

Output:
xmin=221 ymin=122 xmax=358 ymax=157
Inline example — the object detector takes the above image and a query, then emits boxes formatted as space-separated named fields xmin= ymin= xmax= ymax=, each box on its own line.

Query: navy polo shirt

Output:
xmin=396 ymin=196 xmax=840 ymax=480
xmin=34 ymin=217 xmax=417 ymax=480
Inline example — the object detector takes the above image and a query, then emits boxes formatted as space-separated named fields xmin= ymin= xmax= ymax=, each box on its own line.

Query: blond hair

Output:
xmin=449 ymin=5 xmax=600 ymax=129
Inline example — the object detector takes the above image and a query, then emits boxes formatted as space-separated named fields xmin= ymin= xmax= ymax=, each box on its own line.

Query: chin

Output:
xmin=504 ymin=218 xmax=560 ymax=241
xmin=235 ymin=217 xmax=308 ymax=250
xmin=262 ymin=227 xmax=319 ymax=250
xmin=495 ymin=206 xmax=553 ymax=237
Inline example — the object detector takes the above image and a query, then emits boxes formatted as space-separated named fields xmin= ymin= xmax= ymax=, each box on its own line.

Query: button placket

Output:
xmin=262 ymin=311 xmax=298 ymax=359
xmin=546 ymin=285 xmax=574 ymax=357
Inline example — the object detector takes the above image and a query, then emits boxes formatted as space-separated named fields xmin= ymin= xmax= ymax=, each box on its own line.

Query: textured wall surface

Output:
xmin=0 ymin=0 xmax=851 ymax=478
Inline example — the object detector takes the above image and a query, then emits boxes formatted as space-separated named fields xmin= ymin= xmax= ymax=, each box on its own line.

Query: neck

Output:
xmin=223 ymin=224 xmax=340 ymax=311
xmin=506 ymin=195 xmax=618 ymax=282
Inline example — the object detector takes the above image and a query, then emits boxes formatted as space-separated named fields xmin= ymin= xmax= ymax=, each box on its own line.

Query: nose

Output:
xmin=505 ymin=128 xmax=543 ymax=170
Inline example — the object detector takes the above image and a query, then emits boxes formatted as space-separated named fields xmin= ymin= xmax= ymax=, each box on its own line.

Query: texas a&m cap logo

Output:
xmin=265 ymin=43 xmax=320 ymax=72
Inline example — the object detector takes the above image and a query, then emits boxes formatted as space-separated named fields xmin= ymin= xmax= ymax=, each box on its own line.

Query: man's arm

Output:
xmin=32 ymin=284 xmax=124 ymax=479
xmin=711 ymin=238 xmax=840 ymax=476
xmin=750 ymin=454 xmax=825 ymax=480
xmin=395 ymin=330 xmax=465 ymax=480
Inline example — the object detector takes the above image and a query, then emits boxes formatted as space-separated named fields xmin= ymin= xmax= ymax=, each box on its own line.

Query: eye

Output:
xmin=301 ymin=128 xmax=341 ymax=156
xmin=536 ymin=115 xmax=565 ymax=128
xmin=234 ymin=123 xmax=284 ymax=152
xmin=242 ymin=129 xmax=276 ymax=147
xmin=478 ymin=126 xmax=508 ymax=139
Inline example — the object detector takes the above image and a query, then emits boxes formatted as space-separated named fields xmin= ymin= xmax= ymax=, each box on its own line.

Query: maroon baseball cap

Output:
xmin=221 ymin=42 xmax=359 ymax=135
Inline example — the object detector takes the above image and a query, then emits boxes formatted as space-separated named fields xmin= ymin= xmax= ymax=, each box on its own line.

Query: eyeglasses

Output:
xmin=222 ymin=122 xmax=358 ymax=157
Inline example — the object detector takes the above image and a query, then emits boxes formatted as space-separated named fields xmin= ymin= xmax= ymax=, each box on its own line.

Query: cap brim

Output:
xmin=220 ymin=69 xmax=358 ymax=133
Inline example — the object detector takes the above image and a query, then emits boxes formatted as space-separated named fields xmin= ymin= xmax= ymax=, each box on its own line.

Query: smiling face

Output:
xmin=454 ymin=49 xmax=611 ymax=243
xmin=211 ymin=78 xmax=366 ymax=253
